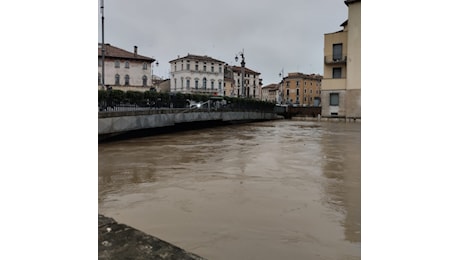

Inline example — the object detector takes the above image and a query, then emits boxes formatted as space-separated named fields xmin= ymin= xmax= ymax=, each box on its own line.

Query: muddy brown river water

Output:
xmin=98 ymin=120 xmax=361 ymax=259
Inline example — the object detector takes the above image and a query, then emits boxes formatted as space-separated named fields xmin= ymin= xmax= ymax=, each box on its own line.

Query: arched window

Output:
xmin=211 ymin=80 xmax=214 ymax=90
xmin=142 ymin=75 xmax=148 ymax=86
xmin=142 ymin=62 xmax=147 ymax=70
xmin=115 ymin=74 xmax=120 ymax=85
xmin=124 ymin=75 xmax=130 ymax=85
xmin=125 ymin=61 xmax=130 ymax=68
xmin=203 ymin=77 xmax=207 ymax=89
xmin=114 ymin=60 xmax=120 ymax=68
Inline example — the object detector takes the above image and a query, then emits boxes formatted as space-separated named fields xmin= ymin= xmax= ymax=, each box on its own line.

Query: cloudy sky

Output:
xmin=98 ymin=0 xmax=348 ymax=85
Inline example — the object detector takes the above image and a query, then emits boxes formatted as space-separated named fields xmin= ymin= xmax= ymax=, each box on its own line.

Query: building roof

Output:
xmin=230 ymin=66 xmax=261 ymax=75
xmin=262 ymin=84 xmax=279 ymax=90
xmin=283 ymin=72 xmax=323 ymax=80
xmin=345 ymin=0 xmax=360 ymax=6
xmin=169 ymin=54 xmax=226 ymax=64
xmin=98 ymin=43 xmax=155 ymax=62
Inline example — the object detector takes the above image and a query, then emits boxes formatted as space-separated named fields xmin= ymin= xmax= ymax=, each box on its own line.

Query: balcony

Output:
xmin=324 ymin=55 xmax=347 ymax=64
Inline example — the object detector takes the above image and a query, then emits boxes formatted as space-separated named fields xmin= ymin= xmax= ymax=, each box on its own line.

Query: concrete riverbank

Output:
xmin=98 ymin=215 xmax=206 ymax=260
xmin=98 ymin=110 xmax=277 ymax=135
xmin=98 ymin=109 xmax=279 ymax=142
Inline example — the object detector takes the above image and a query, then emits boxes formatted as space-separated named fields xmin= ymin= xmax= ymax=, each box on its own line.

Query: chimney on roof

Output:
xmin=134 ymin=46 xmax=138 ymax=56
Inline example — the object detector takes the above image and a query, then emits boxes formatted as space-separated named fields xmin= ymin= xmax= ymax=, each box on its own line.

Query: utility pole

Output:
xmin=279 ymin=68 xmax=284 ymax=104
xmin=100 ymin=0 xmax=105 ymax=89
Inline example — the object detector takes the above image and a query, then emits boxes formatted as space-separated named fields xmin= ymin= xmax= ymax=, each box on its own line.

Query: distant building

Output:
xmin=261 ymin=84 xmax=280 ymax=103
xmin=230 ymin=66 xmax=261 ymax=99
xmin=152 ymin=78 xmax=170 ymax=93
xmin=169 ymin=54 xmax=226 ymax=96
xmin=321 ymin=0 xmax=360 ymax=119
xmin=280 ymin=72 xmax=323 ymax=106
xmin=223 ymin=65 xmax=236 ymax=97
xmin=98 ymin=43 xmax=155 ymax=91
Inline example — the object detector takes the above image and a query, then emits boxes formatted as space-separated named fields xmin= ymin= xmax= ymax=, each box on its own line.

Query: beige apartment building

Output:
xmin=151 ymin=78 xmax=170 ymax=93
xmin=280 ymin=72 xmax=322 ymax=106
xmin=321 ymin=0 xmax=361 ymax=119
xmin=230 ymin=66 xmax=261 ymax=99
xmin=261 ymin=84 xmax=280 ymax=103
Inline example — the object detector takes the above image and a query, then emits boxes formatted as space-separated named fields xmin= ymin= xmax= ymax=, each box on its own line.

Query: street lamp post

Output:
xmin=151 ymin=59 xmax=159 ymax=91
xmin=235 ymin=50 xmax=245 ymax=98
xmin=278 ymin=68 xmax=284 ymax=104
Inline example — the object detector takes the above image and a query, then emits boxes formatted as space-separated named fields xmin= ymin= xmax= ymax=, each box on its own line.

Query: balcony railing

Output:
xmin=190 ymin=88 xmax=222 ymax=95
xmin=324 ymin=55 xmax=347 ymax=64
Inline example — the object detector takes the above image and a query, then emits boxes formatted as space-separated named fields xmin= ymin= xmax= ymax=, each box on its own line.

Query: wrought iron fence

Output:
xmin=98 ymin=90 xmax=275 ymax=113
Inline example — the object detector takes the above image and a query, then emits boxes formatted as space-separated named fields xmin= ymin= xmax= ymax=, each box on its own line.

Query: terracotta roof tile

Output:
xmin=230 ymin=66 xmax=260 ymax=75
xmin=262 ymin=84 xmax=279 ymax=90
xmin=284 ymin=72 xmax=323 ymax=80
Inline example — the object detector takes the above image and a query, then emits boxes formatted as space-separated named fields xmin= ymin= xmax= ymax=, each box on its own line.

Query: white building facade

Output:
xmin=169 ymin=54 xmax=226 ymax=96
xmin=230 ymin=66 xmax=261 ymax=99
xmin=98 ymin=43 xmax=155 ymax=91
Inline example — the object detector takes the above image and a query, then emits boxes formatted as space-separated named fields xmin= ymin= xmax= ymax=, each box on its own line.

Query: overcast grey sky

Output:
xmin=98 ymin=0 xmax=348 ymax=85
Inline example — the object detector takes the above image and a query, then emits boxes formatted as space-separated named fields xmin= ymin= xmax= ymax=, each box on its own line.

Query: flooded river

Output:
xmin=98 ymin=120 xmax=361 ymax=259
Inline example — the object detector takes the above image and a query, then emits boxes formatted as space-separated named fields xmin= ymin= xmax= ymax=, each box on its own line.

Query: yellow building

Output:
xmin=280 ymin=72 xmax=322 ymax=106
xmin=321 ymin=0 xmax=360 ymax=119
xmin=223 ymin=65 xmax=236 ymax=97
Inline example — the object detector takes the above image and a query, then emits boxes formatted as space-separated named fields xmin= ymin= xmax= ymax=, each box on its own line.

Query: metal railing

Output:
xmin=98 ymin=99 xmax=275 ymax=114
xmin=324 ymin=55 xmax=347 ymax=64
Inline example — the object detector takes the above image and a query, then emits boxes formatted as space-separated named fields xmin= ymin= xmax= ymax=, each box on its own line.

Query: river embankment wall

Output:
xmin=98 ymin=110 xmax=278 ymax=135
xmin=99 ymin=214 xmax=206 ymax=260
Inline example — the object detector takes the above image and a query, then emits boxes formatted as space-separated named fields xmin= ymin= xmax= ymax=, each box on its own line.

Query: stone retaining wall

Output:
xmin=98 ymin=111 xmax=277 ymax=135
xmin=99 ymin=215 xmax=206 ymax=260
